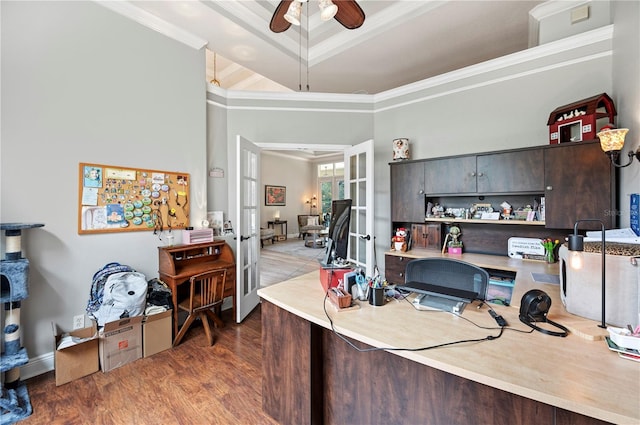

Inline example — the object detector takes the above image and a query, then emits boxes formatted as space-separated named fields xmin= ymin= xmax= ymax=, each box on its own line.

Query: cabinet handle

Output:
xmin=478 ymin=172 xmax=484 ymax=177
xmin=471 ymin=172 xmax=476 ymax=177
xmin=399 ymin=272 xmax=404 ymax=277
xmin=418 ymin=189 xmax=424 ymax=195
xmin=546 ymin=185 xmax=553 ymax=191
xmin=399 ymin=257 xmax=404 ymax=261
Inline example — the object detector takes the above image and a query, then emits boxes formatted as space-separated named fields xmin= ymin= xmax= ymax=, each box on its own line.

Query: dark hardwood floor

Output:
xmin=22 ymin=305 xmax=279 ymax=425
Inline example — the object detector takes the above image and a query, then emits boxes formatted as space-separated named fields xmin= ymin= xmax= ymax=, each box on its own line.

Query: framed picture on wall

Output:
xmin=265 ymin=185 xmax=286 ymax=206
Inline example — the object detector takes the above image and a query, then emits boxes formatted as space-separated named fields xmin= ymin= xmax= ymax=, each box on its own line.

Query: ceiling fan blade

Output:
xmin=333 ymin=0 xmax=365 ymax=30
xmin=270 ymin=0 xmax=293 ymax=33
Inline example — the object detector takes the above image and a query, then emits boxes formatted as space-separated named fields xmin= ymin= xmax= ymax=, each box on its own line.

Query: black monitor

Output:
xmin=320 ymin=199 xmax=352 ymax=267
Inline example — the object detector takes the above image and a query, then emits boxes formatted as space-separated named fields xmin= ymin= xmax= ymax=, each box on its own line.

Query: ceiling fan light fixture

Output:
xmin=284 ymin=1 xmax=302 ymax=26
xmin=319 ymin=0 xmax=338 ymax=21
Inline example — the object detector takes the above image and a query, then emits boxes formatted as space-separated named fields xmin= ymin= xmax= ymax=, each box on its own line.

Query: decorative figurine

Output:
xmin=391 ymin=228 xmax=408 ymax=252
xmin=392 ymin=138 xmax=410 ymax=160
xmin=442 ymin=225 xmax=463 ymax=254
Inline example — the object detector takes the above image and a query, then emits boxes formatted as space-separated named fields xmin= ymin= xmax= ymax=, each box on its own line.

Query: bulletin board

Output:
xmin=78 ymin=163 xmax=190 ymax=234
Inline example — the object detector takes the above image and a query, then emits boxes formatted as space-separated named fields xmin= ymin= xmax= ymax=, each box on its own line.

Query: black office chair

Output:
xmin=404 ymin=258 xmax=489 ymax=301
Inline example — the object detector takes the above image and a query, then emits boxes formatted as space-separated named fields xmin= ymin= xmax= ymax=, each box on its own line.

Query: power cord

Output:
xmin=322 ymin=290 xmax=505 ymax=353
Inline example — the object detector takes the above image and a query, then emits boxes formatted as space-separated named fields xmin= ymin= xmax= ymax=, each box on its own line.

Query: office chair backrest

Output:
xmin=404 ymin=258 xmax=489 ymax=300
xmin=191 ymin=269 xmax=227 ymax=312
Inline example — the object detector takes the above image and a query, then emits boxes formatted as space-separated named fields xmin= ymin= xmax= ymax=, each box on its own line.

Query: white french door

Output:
xmin=344 ymin=139 xmax=375 ymax=277
xmin=234 ymin=135 xmax=261 ymax=322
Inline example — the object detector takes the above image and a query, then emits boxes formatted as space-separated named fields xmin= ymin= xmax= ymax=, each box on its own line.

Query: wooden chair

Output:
xmin=173 ymin=269 xmax=227 ymax=347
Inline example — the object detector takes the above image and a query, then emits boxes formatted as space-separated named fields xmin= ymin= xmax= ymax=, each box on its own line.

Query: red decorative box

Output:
xmin=319 ymin=266 xmax=352 ymax=292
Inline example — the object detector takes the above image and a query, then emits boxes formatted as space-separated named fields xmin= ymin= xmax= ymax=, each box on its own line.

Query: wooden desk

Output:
xmin=158 ymin=240 xmax=235 ymax=338
xmin=258 ymin=256 xmax=640 ymax=425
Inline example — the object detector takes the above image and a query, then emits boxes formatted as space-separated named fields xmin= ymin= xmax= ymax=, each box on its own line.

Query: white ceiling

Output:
xmin=125 ymin=0 xmax=544 ymax=95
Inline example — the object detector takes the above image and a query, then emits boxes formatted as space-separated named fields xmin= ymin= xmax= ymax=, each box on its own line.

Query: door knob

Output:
xmin=546 ymin=186 xmax=553 ymax=191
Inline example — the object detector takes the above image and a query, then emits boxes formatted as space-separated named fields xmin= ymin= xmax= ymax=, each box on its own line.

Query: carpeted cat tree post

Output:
xmin=1 ymin=223 xmax=44 ymax=425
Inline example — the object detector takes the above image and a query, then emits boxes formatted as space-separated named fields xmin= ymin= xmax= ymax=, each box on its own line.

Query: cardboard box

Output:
xmin=98 ymin=316 xmax=143 ymax=372
xmin=52 ymin=322 xmax=99 ymax=386
xmin=319 ymin=266 xmax=353 ymax=292
xmin=143 ymin=309 xmax=172 ymax=358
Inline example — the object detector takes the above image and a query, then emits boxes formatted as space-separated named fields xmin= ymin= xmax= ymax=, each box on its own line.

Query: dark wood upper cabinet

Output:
xmin=544 ymin=141 xmax=615 ymax=229
xmin=390 ymin=141 xmax=616 ymax=238
xmin=477 ymin=149 xmax=544 ymax=193
xmin=390 ymin=161 xmax=425 ymax=222
xmin=424 ymin=156 xmax=476 ymax=195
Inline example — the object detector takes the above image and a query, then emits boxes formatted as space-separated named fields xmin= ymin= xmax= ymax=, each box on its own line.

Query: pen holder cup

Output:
xmin=328 ymin=288 xmax=352 ymax=309
xmin=369 ymin=287 xmax=385 ymax=307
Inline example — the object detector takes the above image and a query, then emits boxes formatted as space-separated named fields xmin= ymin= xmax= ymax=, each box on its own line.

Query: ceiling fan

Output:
xmin=269 ymin=0 xmax=365 ymax=33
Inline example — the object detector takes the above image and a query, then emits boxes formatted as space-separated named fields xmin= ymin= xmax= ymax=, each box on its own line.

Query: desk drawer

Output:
xmin=385 ymin=255 xmax=409 ymax=285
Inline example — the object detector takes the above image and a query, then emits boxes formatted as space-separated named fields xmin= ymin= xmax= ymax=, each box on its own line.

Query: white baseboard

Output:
xmin=21 ymin=352 xmax=54 ymax=380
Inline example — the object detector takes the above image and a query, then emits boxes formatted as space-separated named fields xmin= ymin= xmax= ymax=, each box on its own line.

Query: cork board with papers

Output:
xmin=78 ymin=163 xmax=190 ymax=234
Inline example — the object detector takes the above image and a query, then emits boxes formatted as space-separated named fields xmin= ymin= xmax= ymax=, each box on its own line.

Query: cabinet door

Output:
xmin=424 ymin=156 xmax=476 ymax=195
xmin=477 ymin=150 xmax=544 ymax=193
xmin=390 ymin=162 xmax=425 ymax=222
xmin=385 ymin=254 xmax=409 ymax=285
xmin=411 ymin=223 xmax=441 ymax=249
xmin=544 ymin=142 xmax=615 ymax=229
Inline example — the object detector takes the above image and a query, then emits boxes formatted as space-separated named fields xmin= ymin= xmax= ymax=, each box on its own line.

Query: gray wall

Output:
xmin=1 ymin=2 xmax=206 ymax=361
xmin=260 ymin=153 xmax=315 ymax=235
xmin=612 ymin=0 xmax=640 ymax=221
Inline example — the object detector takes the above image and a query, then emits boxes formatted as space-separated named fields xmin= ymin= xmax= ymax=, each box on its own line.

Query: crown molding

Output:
xmin=374 ymin=24 xmax=613 ymax=103
xmin=221 ymin=88 xmax=374 ymax=105
xmin=206 ymin=25 xmax=613 ymax=114
xmin=95 ymin=1 xmax=208 ymax=50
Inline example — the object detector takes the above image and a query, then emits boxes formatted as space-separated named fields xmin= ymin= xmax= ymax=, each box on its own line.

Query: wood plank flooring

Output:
xmin=22 ymin=306 xmax=279 ymax=425
xmin=259 ymin=239 xmax=322 ymax=287
xmin=21 ymin=240 xmax=317 ymax=425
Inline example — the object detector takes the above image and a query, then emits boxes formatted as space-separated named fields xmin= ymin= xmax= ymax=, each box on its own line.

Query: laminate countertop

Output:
xmin=258 ymin=252 xmax=640 ymax=424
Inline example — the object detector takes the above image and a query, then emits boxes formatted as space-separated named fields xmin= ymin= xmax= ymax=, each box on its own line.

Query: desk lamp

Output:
xmin=567 ymin=219 xmax=606 ymax=329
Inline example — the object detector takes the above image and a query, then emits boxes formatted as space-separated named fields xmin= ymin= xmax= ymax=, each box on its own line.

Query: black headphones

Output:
xmin=519 ymin=290 xmax=569 ymax=337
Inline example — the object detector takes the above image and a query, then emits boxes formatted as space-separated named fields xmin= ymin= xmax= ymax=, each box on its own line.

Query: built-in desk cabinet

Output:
xmin=543 ymin=141 xmax=614 ymax=229
xmin=390 ymin=141 xmax=615 ymax=255
xmin=390 ymin=161 xmax=425 ymax=222
xmin=423 ymin=155 xmax=476 ymax=194
xmin=423 ymin=149 xmax=545 ymax=195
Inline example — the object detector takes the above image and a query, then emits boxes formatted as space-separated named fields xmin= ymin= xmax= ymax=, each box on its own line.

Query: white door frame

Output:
xmin=232 ymin=135 xmax=261 ymax=323
xmin=344 ymin=139 xmax=375 ymax=277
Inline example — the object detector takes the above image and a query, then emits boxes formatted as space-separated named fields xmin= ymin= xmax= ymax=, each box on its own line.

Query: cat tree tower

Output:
xmin=1 ymin=223 xmax=44 ymax=425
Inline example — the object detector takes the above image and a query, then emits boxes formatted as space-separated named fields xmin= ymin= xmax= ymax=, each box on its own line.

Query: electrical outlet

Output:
xmin=73 ymin=314 xmax=85 ymax=330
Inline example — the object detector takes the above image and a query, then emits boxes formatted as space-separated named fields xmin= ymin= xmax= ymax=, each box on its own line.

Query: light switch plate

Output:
xmin=571 ymin=5 xmax=589 ymax=24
